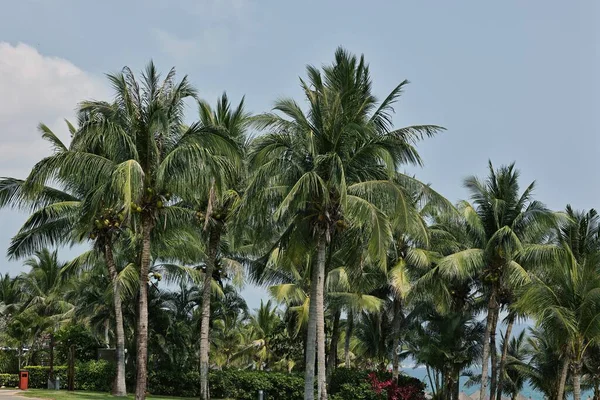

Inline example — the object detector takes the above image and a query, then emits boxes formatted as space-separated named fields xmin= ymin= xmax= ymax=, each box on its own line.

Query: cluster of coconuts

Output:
xmin=335 ymin=219 xmax=350 ymax=231
xmin=130 ymin=188 xmax=172 ymax=213
xmin=89 ymin=208 xmax=125 ymax=239
xmin=195 ymin=210 xmax=226 ymax=221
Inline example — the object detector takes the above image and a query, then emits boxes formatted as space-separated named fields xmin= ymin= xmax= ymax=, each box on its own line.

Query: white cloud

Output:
xmin=0 ymin=42 xmax=108 ymax=178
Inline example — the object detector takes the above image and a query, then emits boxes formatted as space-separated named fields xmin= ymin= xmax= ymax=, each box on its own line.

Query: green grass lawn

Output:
xmin=13 ymin=389 xmax=211 ymax=400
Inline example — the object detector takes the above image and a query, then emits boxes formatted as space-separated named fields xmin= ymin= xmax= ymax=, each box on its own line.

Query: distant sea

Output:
xmin=400 ymin=366 xmax=592 ymax=400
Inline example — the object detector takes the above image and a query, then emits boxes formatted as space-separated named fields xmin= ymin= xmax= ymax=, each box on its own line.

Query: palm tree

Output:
xmin=0 ymin=121 xmax=132 ymax=396
xmin=29 ymin=63 xmax=239 ymax=400
xmin=192 ymin=93 xmax=249 ymax=400
xmin=19 ymin=249 xmax=73 ymax=383
xmin=247 ymin=47 xmax=443 ymax=400
xmin=436 ymin=162 xmax=556 ymax=400
xmin=516 ymin=206 xmax=600 ymax=400
xmin=408 ymin=309 xmax=484 ymax=400
xmin=519 ymin=327 xmax=565 ymax=400
xmin=500 ymin=330 xmax=528 ymax=400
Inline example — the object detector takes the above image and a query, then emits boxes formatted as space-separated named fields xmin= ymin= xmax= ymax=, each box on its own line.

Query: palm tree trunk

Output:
xmin=105 ymin=320 xmax=110 ymax=348
xmin=426 ymin=366 xmax=436 ymax=396
xmin=391 ymin=297 xmax=402 ymax=380
xmin=344 ymin=311 xmax=353 ymax=368
xmin=315 ymin=235 xmax=328 ymax=400
xmin=496 ymin=315 xmax=514 ymax=400
xmin=557 ymin=355 xmax=569 ymax=400
xmin=593 ymin=381 xmax=599 ymax=400
xmin=489 ymin=306 xmax=500 ymax=400
xmin=304 ymin=241 xmax=321 ymax=400
xmin=105 ymin=243 xmax=127 ymax=397
xmin=18 ymin=345 xmax=22 ymax=370
xmin=573 ymin=362 xmax=582 ymax=400
xmin=200 ymin=227 xmax=221 ymax=400
xmin=480 ymin=289 xmax=498 ymax=400
xmin=48 ymin=333 xmax=55 ymax=383
xmin=443 ymin=369 xmax=451 ymax=400
xmin=326 ymin=309 xmax=341 ymax=381
xmin=454 ymin=368 xmax=460 ymax=400
xmin=135 ymin=216 xmax=153 ymax=400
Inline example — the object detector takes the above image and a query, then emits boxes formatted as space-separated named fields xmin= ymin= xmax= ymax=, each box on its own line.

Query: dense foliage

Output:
xmin=0 ymin=47 xmax=599 ymax=400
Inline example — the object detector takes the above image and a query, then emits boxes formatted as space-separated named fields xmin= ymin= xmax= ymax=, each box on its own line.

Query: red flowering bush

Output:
xmin=368 ymin=372 xmax=426 ymax=400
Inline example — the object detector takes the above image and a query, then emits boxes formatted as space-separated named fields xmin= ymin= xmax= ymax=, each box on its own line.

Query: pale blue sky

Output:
xmin=0 ymin=0 xmax=598 ymax=308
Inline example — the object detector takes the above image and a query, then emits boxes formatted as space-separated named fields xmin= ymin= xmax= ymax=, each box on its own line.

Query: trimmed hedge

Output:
xmin=23 ymin=361 xmax=115 ymax=391
xmin=0 ymin=373 xmax=18 ymax=388
xmin=148 ymin=369 xmax=304 ymax=399
xmin=148 ymin=368 xmax=424 ymax=400
xmin=12 ymin=365 xmax=425 ymax=400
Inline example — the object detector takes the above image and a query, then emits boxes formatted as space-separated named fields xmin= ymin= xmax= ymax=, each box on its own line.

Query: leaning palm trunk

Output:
xmin=315 ymin=236 xmax=328 ymax=400
xmin=135 ymin=217 xmax=153 ymax=400
xmin=557 ymin=355 xmax=569 ymax=400
xmin=304 ymin=242 xmax=321 ymax=400
xmin=105 ymin=244 xmax=127 ymax=396
xmin=489 ymin=306 xmax=500 ymax=400
xmin=479 ymin=290 xmax=498 ymax=400
xmin=496 ymin=316 xmax=514 ymax=400
xmin=344 ymin=311 xmax=353 ymax=368
xmin=200 ymin=227 xmax=220 ymax=400
xmin=326 ymin=309 xmax=341 ymax=381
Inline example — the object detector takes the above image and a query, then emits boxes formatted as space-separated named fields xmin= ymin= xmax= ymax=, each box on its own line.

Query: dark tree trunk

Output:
xmin=135 ymin=216 xmax=153 ymax=400
xmin=454 ymin=368 xmax=460 ymax=400
xmin=105 ymin=243 xmax=127 ymax=396
xmin=496 ymin=315 xmax=515 ymax=400
xmin=343 ymin=311 xmax=353 ymax=368
xmin=327 ymin=309 xmax=341 ymax=381
xmin=480 ymin=288 xmax=498 ymax=400
xmin=391 ymin=297 xmax=402 ymax=380
xmin=68 ymin=344 xmax=75 ymax=391
xmin=489 ymin=306 xmax=500 ymax=400
xmin=48 ymin=333 xmax=55 ymax=383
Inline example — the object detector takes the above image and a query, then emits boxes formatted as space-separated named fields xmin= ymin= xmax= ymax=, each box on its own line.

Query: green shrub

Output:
xmin=23 ymin=361 xmax=114 ymax=391
xmin=15 ymin=365 xmax=423 ymax=399
xmin=0 ymin=373 xmax=18 ymax=388
xmin=147 ymin=369 xmax=304 ymax=399
xmin=75 ymin=360 xmax=115 ymax=392
xmin=212 ymin=370 xmax=304 ymax=400
xmin=23 ymin=366 xmax=68 ymax=388
xmin=330 ymin=382 xmax=379 ymax=400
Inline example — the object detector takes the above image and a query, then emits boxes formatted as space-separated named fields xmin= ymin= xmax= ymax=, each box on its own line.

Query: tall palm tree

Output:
xmin=192 ymin=93 xmax=249 ymax=400
xmin=516 ymin=206 xmax=600 ymax=400
xmin=436 ymin=162 xmax=556 ymax=400
xmin=0 ymin=121 xmax=134 ymax=396
xmin=247 ymin=47 xmax=442 ymax=400
xmin=29 ymin=63 xmax=239 ymax=400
